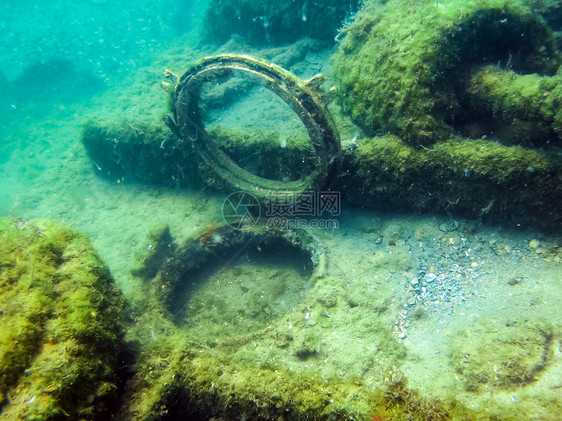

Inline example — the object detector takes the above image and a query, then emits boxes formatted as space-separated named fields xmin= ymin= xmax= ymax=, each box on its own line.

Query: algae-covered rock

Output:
xmin=0 ymin=218 xmax=126 ymax=420
xmin=333 ymin=0 xmax=560 ymax=145
xmin=204 ymin=0 xmax=361 ymax=46
xmin=448 ymin=318 xmax=554 ymax=392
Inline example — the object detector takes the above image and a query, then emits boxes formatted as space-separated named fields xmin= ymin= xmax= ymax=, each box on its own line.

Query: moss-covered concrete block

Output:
xmin=333 ymin=0 xmax=561 ymax=146
xmin=0 ymin=218 xmax=126 ymax=420
xmin=82 ymin=121 xmax=562 ymax=230
xmin=82 ymin=121 xmax=316 ymax=190
xmin=339 ymin=135 xmax=562 ymax=228
xmin=82 ymin=119 xmax=199 ymax=186
xmin=466 ymin=65 xmax=562 ymax=144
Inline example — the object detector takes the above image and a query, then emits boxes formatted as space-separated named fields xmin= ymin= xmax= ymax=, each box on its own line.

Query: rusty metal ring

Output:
xmin=166 ymin=54 xmax=340 ymax=199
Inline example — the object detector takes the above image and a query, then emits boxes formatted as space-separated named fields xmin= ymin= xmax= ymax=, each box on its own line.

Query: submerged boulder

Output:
xmin=0 ymin=218 xmax=126 ymax=419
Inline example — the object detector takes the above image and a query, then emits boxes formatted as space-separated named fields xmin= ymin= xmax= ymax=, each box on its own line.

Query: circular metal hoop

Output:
xmin=166 ymin=54 xmax=340 ymax=199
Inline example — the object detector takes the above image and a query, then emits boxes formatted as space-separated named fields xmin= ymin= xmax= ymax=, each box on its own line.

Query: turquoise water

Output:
xmin=1 ymin=0 xmax=561 ymax=419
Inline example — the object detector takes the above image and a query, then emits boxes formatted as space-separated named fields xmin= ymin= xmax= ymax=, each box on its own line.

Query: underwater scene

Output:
xmin=1 ymin=0 xmax=562 ymax=419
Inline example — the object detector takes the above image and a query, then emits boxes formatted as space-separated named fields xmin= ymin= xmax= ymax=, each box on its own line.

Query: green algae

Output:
xmin=81 ymin=119 xmax=562 ymax=228
xmin=208 ymin=126 xmax=315 ymax=183
xmin=124 ymin=334 xmax=373 ymax=420
xmin=82 ymin=120 xmax=198 ymax=187
xmin=333 ymin=0 xmax=560 ymax=145
xmin=345 ymin=135 xmax=562 ymax=227
xmin=353 ymin=134 xmax=553 ymax=184
xmin=466 ymin=65 xmax=562 ymax=144
xmin=0 ymin=218 xmax=126 ymax=419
